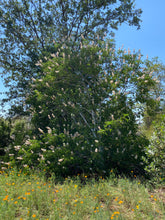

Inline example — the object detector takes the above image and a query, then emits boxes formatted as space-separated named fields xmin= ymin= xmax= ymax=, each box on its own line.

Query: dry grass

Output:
xmin=0 ymin=168 xmax=164 ymax=220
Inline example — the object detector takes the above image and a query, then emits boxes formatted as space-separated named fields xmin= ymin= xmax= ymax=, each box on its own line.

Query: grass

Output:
xmin=0 ymin=167 xmax=164 ymax=220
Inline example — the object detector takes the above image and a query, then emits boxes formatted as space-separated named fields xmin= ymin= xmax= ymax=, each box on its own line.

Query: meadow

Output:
xmin=0 ymin=167 xmax=164 ymax=220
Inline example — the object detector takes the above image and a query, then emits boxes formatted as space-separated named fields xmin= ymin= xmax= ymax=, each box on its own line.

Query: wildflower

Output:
xmin=136 ymin=205 xmax=139 ymax=209
xmin=107 ymin=193 xmax=110 ymax=196
xmin=73 ymin=212 xmax=76 ymax=215
xmin=114 ymin=212 xmax=120 ymax=215
xmin=14 ymin=201 xmax=18 ymax=204
xmin=32 ymin=214 xmax=36 ymax=218
xmin=3 ymin=195 xmax=9 ymax=201
xmin=80 ymin=201 xmax=83 ymax=204
xmin=118 ymin=200 xmax=123 ymax=204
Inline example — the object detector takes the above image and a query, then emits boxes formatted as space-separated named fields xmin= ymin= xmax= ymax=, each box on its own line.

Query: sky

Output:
xmin=114 ymin=0 xmax=165 ymax=62
xmin=0 ymin=0 xmax=165 ymax=112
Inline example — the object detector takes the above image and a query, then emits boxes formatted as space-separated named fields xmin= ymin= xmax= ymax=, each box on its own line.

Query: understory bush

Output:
xmin=0 ymin=117 xmax=34 ymax=165
xmin=143 ymin=114 xmax=165 ymax=181
xmin=0 ymin=118 xmax=11 ymax=157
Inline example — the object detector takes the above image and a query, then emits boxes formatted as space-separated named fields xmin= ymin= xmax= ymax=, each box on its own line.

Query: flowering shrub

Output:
xmin=6 ymin=38 xmax=160 ymax=176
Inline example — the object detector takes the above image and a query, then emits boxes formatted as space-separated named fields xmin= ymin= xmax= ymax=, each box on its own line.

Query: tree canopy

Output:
xmin=0 ymin=0 xmax=142 ymax=113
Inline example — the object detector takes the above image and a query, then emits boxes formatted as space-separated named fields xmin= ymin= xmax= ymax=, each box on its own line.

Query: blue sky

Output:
xmin=114 ymin=0 xmax=165 ymax=62
xmin=0 ymin=0 xmax=165 ymax=107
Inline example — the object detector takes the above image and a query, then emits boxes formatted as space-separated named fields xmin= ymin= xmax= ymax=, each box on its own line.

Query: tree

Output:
xmin=0 ymin=0 xmax=142 ymax=114
xmin=140 ymin=59 xmax=165 ymax=133
xmin=12 ymin=39 xmax=159 ymax=176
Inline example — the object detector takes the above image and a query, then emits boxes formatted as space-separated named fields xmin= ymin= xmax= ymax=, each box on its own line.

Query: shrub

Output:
xmin=1 ymin=117 xmax=34 ymax=166
xmin=144 ymin=114 xmax=165 ymax=180
xmin=0 ymin=118 xmax=11 ymax=157
xmin=13 ymin=38 xmax=159 ymax=177
xmin=99 ymin=113 xmax=149 ymax=174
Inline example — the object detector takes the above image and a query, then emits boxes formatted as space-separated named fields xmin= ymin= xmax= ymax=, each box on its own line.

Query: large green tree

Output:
xmin=0 ymin=0 xmax=142 ymax=113
xmin=12 ymin=39 xmax=159 ymax=176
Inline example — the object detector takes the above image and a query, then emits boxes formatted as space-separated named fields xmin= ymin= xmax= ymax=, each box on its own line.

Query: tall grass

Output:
xmin=0 ymin=167 xmax=164 ymax=220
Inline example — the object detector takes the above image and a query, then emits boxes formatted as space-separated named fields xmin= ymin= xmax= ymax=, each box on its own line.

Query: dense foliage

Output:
xmin=0 ymin=118 xmax=11 ymax=156
xmin=143 ymin=115 xmax=165 ymax=180
xmin=0 ymin=0 xmax=142 ymax=112
xmin=7 ymin=38 xmax=159 ymax=177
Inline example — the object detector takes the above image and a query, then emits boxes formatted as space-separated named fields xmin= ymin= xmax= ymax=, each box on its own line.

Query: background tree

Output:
xmin=0 ymin=0 xmax=142 ymax=115
xmin=140 ymin=59 xmax=165 ymax=137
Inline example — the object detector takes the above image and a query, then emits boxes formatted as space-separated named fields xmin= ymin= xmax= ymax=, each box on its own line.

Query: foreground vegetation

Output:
xmin=0 ymin=167 xmax=165 ymax=220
